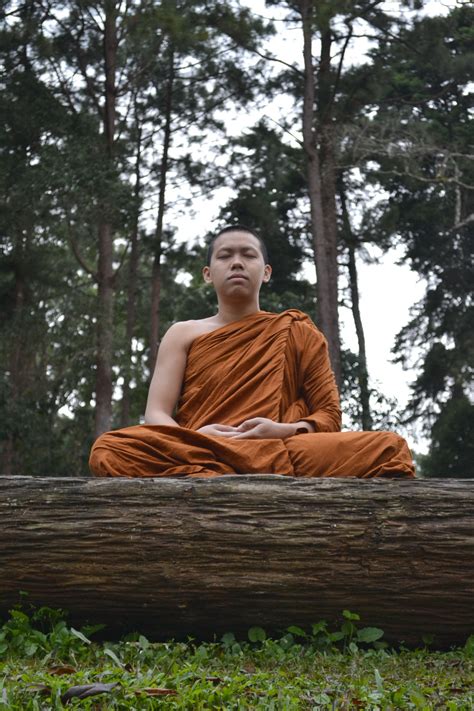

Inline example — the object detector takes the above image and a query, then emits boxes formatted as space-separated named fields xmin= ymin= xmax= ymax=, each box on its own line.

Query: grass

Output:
xmin=0 ymin=607 xmax=472 ymax=709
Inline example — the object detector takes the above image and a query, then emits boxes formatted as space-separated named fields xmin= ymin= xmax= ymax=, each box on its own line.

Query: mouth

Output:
xmin=228 ymin=274 xmax=248 ymax=281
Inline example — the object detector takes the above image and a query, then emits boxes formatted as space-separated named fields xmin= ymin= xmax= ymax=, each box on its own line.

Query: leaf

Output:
xmin=27 ymin=683 xmax=51 ymax=696
xmin=104 ymin=647 xmax=124 ymax=667
xmin=248 ymin=626 xmax=266 ymax=643
xmin=135 ymin=688 xmax=178 ymax=696
xmin=48 ymin=664 xmax=77 ymax=676
xmin=69 ymin=628 xmax=91 ymax=645
xmin=25 ymin=642 xmax=38 ymax=656
xmin=343 ymin=610 xmax=360 ymax=621
xmin=279 ymin=633 xmax=295 ymax=650
xmin=374 ymin=668 xmax=384 ymax=693
xmin=328 ymin=631 xmax=345 ymax=642
xmin=357 ymin=627 xmax=385 ymax=643
xmin=81 ymin=623 xmax=106 ymax=637
xmin=61 ymin=682 xmax=119 ymax=703
xmin=138 ymin=634 xmax=150 ymax=650
xmin=341 ymin=621 xmax=355 ymax=637
xmin=464 ymin=634 xmax=474 ymax=656
xmin=313 ymin=692 xmax=331 ymax=704
xmin=287 ymin=625 xmax=307 ymax=638
xmin=409 ymin=688 xmax=428 ymax=707
xmin=221 ymin=632 xmax=235 ymax=646
xmin=311 ymin=621 xmax=328 ymax=635
xmin=241 ymin=663 xmax=256 ymax=674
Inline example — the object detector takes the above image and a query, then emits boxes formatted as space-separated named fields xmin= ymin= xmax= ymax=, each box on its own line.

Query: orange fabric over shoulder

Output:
xmin=89 ymin=310 xmax=415 ymax=479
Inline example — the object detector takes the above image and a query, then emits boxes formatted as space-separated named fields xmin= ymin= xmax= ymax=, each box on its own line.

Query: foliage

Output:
xmin=0 ymin=606 xmax=473 ymax=708
xmin=418 ymin=387 xmax=474 ymax=478
xmin=339 ymin=5 xmax=474 ymax=469
xmin=0 ymin=2 xmax=472 ymax=474
xmin=0 ymin=0 xmax=273 ymax=471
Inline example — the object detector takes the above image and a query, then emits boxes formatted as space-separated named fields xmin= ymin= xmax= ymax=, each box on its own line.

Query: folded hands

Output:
xmin=196 ymin=417 xmax=311 ymax=440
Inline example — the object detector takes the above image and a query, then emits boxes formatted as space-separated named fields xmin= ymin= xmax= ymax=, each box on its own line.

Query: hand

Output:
xmin=232 ymin=417 xmax=296 ymax=440
xmin=196 ymin=423 xmax=240 ymax=438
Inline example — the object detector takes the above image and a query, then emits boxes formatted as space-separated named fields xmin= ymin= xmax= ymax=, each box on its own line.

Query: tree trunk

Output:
xmin=94 ymin=2 xmax=117 ymax=438
xmin=339 ymin=180 xmax=373 ymax=430
xmin=148 ymin=46 xmax=174 ymax=375
xmin=319 ymin=29 xmax=340 ymax=382
xmin=3 ymin=227 xmax=37 ymax=476
xmin=1 ymin=475 xmax=472 ymax=648
xmin=120 ymin=119 xmax=142 ymax=427
xmin=95 ymin=222 xmax=115 ymax=436
xmin=300 ymin=0 xmax=341 ymax=387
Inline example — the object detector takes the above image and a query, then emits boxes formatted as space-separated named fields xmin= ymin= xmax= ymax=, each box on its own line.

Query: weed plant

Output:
xmin=0 ymin=606 xmax=472 ymax=709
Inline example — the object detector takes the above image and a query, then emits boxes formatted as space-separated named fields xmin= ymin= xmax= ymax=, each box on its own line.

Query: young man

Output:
xmin=89 ymin=225 xmax=415 ymax=478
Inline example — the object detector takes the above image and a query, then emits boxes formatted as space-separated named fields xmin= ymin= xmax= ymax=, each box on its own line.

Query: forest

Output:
xmin=1 ymin=0 xmax=472 ymax=478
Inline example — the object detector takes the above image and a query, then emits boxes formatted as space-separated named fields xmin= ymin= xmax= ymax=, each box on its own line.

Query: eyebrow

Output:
xmin=216 ymin=245 xmax=259 ymax=253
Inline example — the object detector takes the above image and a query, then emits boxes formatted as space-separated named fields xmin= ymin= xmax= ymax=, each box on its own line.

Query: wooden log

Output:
xmin=1 ymin=475 xmax=473 ymax=647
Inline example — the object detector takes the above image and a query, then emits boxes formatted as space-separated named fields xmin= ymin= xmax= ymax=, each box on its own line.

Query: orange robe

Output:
xmin=89 ymin=310 xmax=415 ymax=479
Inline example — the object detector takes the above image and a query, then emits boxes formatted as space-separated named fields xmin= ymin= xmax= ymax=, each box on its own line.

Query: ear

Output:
xmin=262 ymin=264 xmax=272 ymax=283
xmin=202 ymin=265 xmax=212 ymax=283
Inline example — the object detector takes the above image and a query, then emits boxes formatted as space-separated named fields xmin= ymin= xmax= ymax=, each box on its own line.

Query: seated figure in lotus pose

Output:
xmin=89 ymin=225 xmax=415 ymax=479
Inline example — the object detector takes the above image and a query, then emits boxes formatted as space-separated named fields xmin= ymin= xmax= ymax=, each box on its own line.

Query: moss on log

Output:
xmin=0 ymin=476 xmax=473 ymax=647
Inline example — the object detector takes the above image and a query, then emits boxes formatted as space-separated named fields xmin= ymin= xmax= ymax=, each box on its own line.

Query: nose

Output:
xmin=230 ymin=254 xmax=244 ymax=269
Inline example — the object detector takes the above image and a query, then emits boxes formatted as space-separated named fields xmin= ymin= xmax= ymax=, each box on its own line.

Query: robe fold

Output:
xmin=90 ymin=310 xmax=415 ymax=479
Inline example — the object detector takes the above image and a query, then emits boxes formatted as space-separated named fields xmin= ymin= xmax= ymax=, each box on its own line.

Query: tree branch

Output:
xmin=65 ymin=215 xmax=97 ymax=280
xmin=448 ymin=213 xmax=474 ymax=232
xmin=251 ymin=47 xmax=303 ymax=76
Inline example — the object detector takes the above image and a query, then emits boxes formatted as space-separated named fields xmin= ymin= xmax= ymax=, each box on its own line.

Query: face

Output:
xmin=202 ymin=231 xmax=271 ymax=297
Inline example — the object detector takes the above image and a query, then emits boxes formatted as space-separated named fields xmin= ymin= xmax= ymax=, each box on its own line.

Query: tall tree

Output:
xmin=261 ymin=0 xmax=420 ymax=387
xmin=299 ymin=0 xmax=341 ymax=385
xmin=0 ymin=1 xmax=79 ymax=474
xmin=143 ymin=0 xmax=273 ymax=373
xmin=338 ymin=176 xmax=372 ymax=430
xmin=342 ymin=5 xmax=473 ymax=471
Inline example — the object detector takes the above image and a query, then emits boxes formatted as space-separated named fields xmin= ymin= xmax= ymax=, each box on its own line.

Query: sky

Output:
xmin=168 ymin=0 xmax=458 ymax=452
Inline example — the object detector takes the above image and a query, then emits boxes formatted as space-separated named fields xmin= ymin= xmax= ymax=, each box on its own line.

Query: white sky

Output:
xmin=168 ymin=0 xmax=459 ymax=453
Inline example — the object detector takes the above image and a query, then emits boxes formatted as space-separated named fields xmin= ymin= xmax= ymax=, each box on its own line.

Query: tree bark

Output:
xmin=94 ymin=2 xmax=118 ymax=438
xmin=120 ymin=117 xmax=142 ymax=427
xmin=319 ymin=28 xmax=340 ymax=362
xmin=300 ymin=0 xmax=341 ymax=387
xmin=339 ymin=179 xmax=373 ymax=430
xmin=148 ymin=45 xmax=175 ymax=375
xmin=1 ymin=476 xmax=472 ymax=648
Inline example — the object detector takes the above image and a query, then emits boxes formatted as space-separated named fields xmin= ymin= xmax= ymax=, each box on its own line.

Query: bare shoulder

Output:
xmin=162 ymin=317 xmax=221 ymax=352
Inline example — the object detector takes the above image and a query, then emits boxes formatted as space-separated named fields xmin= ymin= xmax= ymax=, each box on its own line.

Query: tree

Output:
xmin=419 ymin=386 xmax=474 ymax=479
xmin=346 ymin=6 xmax=473 ymax=469
xmin=0 ymin=1 xmax=88 ymax=475
xmin=262 ymin=0 xmax=420 ymax=387
xmin=216 ymin=121 xmax=314 ymax=310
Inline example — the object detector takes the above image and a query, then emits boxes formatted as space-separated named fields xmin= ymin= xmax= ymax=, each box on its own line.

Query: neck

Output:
xmin=215 ymin=298 xmax=261 ymax=325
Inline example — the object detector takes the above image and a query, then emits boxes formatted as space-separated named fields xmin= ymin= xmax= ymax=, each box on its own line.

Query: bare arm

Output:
xmin=145 ymin=320 xmax=315 ymax=438
xmin=144 ymin=323 xmax=189 ymax=426
xmin=145 ymin=321 xmax=256 ymax=437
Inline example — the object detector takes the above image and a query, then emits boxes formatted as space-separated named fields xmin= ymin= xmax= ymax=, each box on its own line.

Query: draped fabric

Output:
xmin=89 ymin=310 xmax=415 ymax=479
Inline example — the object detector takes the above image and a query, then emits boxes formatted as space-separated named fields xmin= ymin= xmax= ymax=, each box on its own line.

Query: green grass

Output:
xmin=0 ymin=607 xmax=472 ymax=709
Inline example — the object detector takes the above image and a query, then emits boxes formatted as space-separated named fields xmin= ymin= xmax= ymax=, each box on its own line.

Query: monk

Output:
xmin=89 ymin=225 xmax=415 ymax=479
